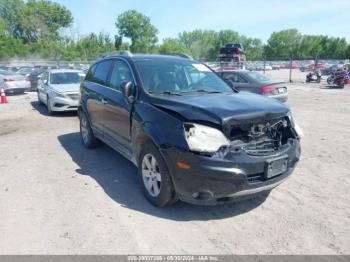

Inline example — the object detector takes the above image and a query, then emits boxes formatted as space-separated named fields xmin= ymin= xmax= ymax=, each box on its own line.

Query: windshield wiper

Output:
xmin=149 ymin=91 xmax=182 ymax=96
xmin=181 ymin=89 xmax=223 ymax=94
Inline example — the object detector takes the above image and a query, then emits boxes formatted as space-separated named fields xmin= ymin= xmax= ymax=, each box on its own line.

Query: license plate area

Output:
xmin=265 ymin=156 xmax=288 ymax=179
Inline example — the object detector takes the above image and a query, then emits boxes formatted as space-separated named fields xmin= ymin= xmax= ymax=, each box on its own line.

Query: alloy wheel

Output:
xmin=142 ymin=153 xmax=162 ymax=197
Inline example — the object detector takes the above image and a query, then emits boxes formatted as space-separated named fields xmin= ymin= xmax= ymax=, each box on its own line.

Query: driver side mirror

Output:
xmin=43 ymin=79 xmax=48 ymax=85
xmin=121 ymin=81 xmax=135 ymax=103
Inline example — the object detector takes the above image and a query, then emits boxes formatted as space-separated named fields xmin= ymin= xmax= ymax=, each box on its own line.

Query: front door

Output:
xmin=103 ymin=59 xmax=134 ymax=152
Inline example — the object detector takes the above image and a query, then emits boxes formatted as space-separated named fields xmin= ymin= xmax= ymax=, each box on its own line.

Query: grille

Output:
xmin=242 ymin=139 xmax=277 ymax=156
xmin=247 ymin=173 xmax=264 ymax=183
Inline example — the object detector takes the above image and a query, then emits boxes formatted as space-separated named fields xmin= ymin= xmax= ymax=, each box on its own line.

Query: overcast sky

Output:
xmin=55 ymin=0 xmax=350 ymax=43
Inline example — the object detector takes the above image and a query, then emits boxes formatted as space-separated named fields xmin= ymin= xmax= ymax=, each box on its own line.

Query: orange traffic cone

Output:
xmin=1 ymin=88 xmax=8 ymax=104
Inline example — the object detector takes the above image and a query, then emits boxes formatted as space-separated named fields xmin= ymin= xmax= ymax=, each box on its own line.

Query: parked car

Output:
xmin=37 ymin=69 xmax=84 ymax=114
xmin=78 ymin=54 xmax=301 ymax=207
xmin=27 ymin=68 xmax=46 ymax=91
xmin=217 ymin=70 xmax=288 ymax=102
xmin=16 ymin=66 xmax=35 ymax=76
xmin=300 ymin=63 xmax=327 ymax=72
xmin=0 ymin=70 xmax=31 ymax=94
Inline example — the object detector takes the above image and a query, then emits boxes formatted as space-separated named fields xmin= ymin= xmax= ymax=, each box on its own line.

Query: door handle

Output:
xmin=101 ymin=98 xmax=108 ymax=105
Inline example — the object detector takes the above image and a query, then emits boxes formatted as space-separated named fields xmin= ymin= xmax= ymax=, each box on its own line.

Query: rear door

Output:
xmin=102 ymin=59 xmax=135 ymax=154
xmin=83 ymin=60 xmax=113 ymax=136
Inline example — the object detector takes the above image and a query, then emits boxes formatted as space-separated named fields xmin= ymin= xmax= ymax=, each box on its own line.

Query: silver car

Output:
xmin=37 ymin=69 xmax=85 ymax=114
xmin=0 ymin=70 xmax=31 ymax=94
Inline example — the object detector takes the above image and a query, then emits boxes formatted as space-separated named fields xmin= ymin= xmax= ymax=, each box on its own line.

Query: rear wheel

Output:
xmin=327 ymin=76 xmax=334 ymax=85
xmin=138 ymin=142 xmax=176 ymax=207
xmin=79 ymin=111 xmax=100 ymax=148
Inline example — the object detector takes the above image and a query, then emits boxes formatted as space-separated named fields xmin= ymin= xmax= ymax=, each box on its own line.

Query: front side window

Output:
xmin=222 ymin=73 xmax=247 ymax=83
xmin=109 ymin=60 xmax=133 ymax=91
xmin=135 ymin=59 xmax=232 ymax=95
xmin=50 ymin=72 xmax=82 ymax=84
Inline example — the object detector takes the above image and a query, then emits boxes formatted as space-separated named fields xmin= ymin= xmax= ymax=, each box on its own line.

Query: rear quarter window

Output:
xmin=90 ymin=60 xmax=113 ymax=85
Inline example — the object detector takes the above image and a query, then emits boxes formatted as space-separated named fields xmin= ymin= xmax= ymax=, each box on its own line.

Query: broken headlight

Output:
xmin=287 ymin=111 xmax=303 ymax=137
xmin=184 ymin=123 xmax=230 ymax=153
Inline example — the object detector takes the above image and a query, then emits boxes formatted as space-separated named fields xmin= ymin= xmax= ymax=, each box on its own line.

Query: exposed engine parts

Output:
xmin=214 ymin=117 xmax=296 ymax=158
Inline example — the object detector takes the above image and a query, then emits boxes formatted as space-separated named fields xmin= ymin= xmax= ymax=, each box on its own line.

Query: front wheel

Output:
xmin=37 ymin=92 xmax=43 ymax=105
xmin=47 ymin=97 xmax=54 ymax=115
xmin=138 ymin=142 xmax=177 ymax=207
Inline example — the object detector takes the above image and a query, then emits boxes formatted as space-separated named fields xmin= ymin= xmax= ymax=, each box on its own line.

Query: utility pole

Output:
xmin=289 ymin=57 xmax=293 ymax=83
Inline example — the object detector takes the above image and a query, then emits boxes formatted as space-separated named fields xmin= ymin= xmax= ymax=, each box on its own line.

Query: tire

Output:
xmin=138 ymin=141 xmax=176 ymax=207
xmin=79 ymin=110 xmax=100 ymax=148
xmin=46 ymin=96 xmax=54 ymax=115
xmin=37 ymin=92 xmax=43 ymax=105
xmin=327 ymin=77 xmax=334 ymax=85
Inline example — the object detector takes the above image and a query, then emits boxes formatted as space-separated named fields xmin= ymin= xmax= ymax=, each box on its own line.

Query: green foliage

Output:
xmin=115 ymin=10 xmax=158 ymax=53
xmin=0 ymin=3 xmax=348 ymax=62
xmin=264 ymin=29 xmax=302 ymax=60
xmin=159 ymin=38 xmax=188 ymax=54
xmin=264 ymin=29 xmax=349 ymax=60
xmin=0 ymin=0 xmax=73 ymax=42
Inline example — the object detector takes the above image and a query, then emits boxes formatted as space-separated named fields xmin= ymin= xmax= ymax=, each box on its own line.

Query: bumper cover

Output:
xmin=161 ymin=138 xmax=300 ymax=205
xmin=49 ymin=96 xmax=79 ymax=112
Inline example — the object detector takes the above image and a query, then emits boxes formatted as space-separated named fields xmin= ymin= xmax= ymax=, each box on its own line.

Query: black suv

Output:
xmin=78 ymin=53 xmax=301 ymax=207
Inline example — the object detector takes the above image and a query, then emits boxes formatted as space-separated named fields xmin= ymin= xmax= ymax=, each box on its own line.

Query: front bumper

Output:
xmin=161 ymin=138 xmax=300 ymax=205
xmin=49 ymin=96 xmax=79 ymax=112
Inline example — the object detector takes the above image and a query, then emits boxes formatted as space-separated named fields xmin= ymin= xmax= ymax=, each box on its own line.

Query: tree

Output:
xmin=115 ymin=10 xmax=158 ymax=53
xmin=0 ymin=0 xmax=73 ymax=42
xmin=158 ymin=38 xmax=188 ymax=54
xmin=264 ymin=29 xmax=302 ymax=60
xmin=178 ymin=30 xmax=217 ymax=60
xmin=242 ymin=37 xmax=263 ymax=60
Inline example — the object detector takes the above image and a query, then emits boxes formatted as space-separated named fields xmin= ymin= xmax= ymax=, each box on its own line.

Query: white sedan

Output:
xmin=0 ymin=70 xmax=31 ymax=94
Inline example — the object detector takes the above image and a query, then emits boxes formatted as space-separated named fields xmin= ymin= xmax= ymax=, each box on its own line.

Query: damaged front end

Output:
xmin=213 ymin=115 xmax=300 ymax=159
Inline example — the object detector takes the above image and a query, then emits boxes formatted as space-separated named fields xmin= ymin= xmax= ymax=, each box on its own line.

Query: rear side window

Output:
xmin=108 ymin=60 xmax=133 ymax=91
xmin=92 ymin=60 xmax=113 ymax=85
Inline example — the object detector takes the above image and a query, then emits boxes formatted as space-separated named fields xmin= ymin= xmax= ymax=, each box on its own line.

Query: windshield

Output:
xmin=18 ymin=68 xmax=33 ymax=75
xmin=50 ymin=72 xmax=82 ymax=84
xmin=135 ymin=59 xmax=233 ymax=95
xmin=0 ymin=70 xmax=15 ymax=76
xmin=246 ymin=71 xmax=272 ymax=82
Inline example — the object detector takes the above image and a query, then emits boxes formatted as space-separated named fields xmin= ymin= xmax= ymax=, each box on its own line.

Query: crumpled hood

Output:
xmin=149 ymin=92 xmax=289 ymax=126
xmin=49 ymin=84 xmax=80 ymax=93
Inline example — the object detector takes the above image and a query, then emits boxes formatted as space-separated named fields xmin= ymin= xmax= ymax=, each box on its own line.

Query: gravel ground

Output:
xmin=0 ymin=70 xmax=349 ymax=254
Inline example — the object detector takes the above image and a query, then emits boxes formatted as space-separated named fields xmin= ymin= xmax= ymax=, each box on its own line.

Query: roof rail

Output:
xmin=164 ymin=53 xmax=193 ymax=60
xmin=102 ymin=50 xmax=133 ymax=58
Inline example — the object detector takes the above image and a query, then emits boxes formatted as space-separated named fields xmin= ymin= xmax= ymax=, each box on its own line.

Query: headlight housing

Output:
xmin=287 ymin=111 xmax=303 ymax=137
xmin=50 ymin=89 xmax=65 ymax=98
xmin=184 ymin=123 xmax=230 ymax=153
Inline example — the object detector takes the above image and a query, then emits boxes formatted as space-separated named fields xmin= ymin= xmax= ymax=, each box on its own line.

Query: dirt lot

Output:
xmin=0 ymin=70 xmax=349 ymax=254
